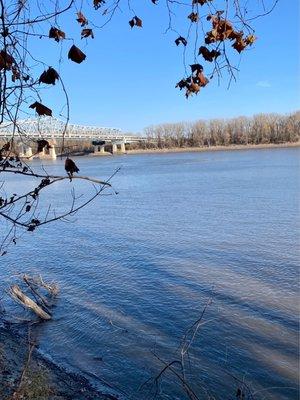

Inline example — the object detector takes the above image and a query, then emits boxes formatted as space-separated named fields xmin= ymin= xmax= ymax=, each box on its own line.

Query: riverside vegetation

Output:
xmin=135 ymin=111 xmax=300 ymax=150
xmin=74 ymin=111 xmax=299 ymax=154
xmin=3 ymin=112 xmax=296 ymax=156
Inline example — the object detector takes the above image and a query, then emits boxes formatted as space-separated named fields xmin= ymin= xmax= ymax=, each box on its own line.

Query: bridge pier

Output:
xmin=110 ymin=140 xmax=126 ymax=154
xmin=120 ymin=141 xmax=126 ymax=153
xmin=93 ymin=144 xmax=107 ymax=155
xmin=49 ymin=146 xmax=57 ymax=159
xmin=112 ymin=143 xmax=118 ymax=154
xmin=25 ymin=146 xmax=33 ymax=158
xmin=18 ymin=143 xmax=33 ymax=158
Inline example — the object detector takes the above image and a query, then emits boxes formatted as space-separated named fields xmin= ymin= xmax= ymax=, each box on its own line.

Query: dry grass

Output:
xmin=14 ymin=366 xmax=52 ymax=400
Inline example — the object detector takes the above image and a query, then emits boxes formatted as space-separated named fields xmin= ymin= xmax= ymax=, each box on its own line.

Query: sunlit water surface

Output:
xmin=1 ymin=148 xmax=299 ymax=399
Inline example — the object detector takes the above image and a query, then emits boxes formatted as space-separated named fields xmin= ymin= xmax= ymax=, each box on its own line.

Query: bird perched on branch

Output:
xmin=65 ymin=157 xmax=79 ymax=181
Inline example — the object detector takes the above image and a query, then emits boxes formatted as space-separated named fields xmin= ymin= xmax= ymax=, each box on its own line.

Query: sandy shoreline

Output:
xmin=88 ymin=142 xmax=300 ymax=157
xmin=123 ymin=142 xmax=300 ymax=155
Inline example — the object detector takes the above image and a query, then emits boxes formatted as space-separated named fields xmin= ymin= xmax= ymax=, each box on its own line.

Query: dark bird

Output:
xmin=65 ymin=157 xmax=79 ymax=180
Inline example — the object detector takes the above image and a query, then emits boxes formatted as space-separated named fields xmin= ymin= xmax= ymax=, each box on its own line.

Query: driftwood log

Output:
xmin=10 ymin=284 xmax=51 ymax=320
xmin=23 ymin=274 xmax=51 ymax=309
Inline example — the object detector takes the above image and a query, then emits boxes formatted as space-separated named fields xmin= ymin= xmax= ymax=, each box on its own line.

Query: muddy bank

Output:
xmin=0 ymin=323 xmax=120 ymax=400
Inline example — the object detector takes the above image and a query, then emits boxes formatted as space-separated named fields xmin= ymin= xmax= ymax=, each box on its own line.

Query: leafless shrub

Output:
xmin=140 ymin=299 xmax=256 ymax=400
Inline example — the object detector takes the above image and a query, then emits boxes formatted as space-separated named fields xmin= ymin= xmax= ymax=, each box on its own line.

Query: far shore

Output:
xmin=88 ymin=141 xmax=300 ymax=158
xmin=123 ymin=142 xmax=300 ymax=156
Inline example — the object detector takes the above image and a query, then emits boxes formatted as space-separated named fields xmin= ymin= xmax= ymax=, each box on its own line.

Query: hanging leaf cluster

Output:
xmin=198 ymin=46 xmax=220 ymax=62
xmin=0 ymin=50 xmax=31 ymax=83
xmin=176 ymin=64 xmax=208 ymax=98
xmin=93 ymin=0 xmax=106 ymax=10
xmin=3 ymin=0 xmax=262 ymax=118
xmin=48 ymin=10 xmax=92 ymax=66
xmin=76 ymin=12 xmax=88 ymax=27
xmin=175 ymin=36 xmax=188 ymax=46
xmin=77 ymin=12 xmax=94 ymax=39
xmin=30 ymin=9 xmax=94 ymax=117
xmin=0 ymin=50 xmax=15 ymax=70
xmin=188 ymin=12 xmax=199 ymax=23
xmin=49 ymin=27 xmax=65 ymax=42
xmin=81 ymin=28 xmax=94 ymax=39
xmin=29 ymin=102 xmax=52 ymax=116
xmin=129 ymin=16 xmax=143 ymax=28
xmin=39 ymin=67 xmax=59 ymax=85
xmin=192 ymin=0 xmax=213 ymax=5
xmin=28 ymin=68 xmax=60 ymax=116
xmin=205 ymin=12 xmax=256 ymax=53
xmin=174 ymin=6 xmax=257 ymax=97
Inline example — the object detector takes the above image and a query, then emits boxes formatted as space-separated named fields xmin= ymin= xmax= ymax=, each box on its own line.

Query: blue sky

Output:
xmin=30 ymin=0 xmax=299 ymax=132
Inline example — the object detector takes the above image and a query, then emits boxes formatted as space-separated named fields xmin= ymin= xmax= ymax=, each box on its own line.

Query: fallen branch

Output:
xmin=9 ymin=284 xmax=51 ymax=320
xmin=34 ymin=274 xmax=59 ymax=297
xmin=23 ymin=274 xmax=52 ymax=314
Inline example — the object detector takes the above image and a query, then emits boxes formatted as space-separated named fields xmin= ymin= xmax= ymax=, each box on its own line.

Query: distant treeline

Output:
xmin=129 ymin=111 xmax=300 ymax=150
xmin=2 ymin=112 xmax=298 ymax=155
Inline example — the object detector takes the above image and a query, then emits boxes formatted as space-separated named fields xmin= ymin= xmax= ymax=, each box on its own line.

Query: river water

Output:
xmin=1 ymin=148 xmax=299 ymax=399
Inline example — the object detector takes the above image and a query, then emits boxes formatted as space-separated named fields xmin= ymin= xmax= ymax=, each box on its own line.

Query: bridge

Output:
xmin=0 ymin=117 xmax=145 ymax=158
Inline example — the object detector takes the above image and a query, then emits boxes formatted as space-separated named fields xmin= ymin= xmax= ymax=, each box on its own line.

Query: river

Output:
xmin=1 ymin=147 xmax=299 ymax=399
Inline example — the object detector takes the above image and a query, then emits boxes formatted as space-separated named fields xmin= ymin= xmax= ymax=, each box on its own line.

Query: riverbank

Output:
xmin=0 ymin=323 xmax=119 ymax=400
xmin=124 ymin=142 xmax=300 ymax=155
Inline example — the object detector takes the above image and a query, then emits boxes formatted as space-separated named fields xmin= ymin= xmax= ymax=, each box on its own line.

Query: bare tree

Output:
xmin=142 ymin=112 xmax=300 ymax=149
